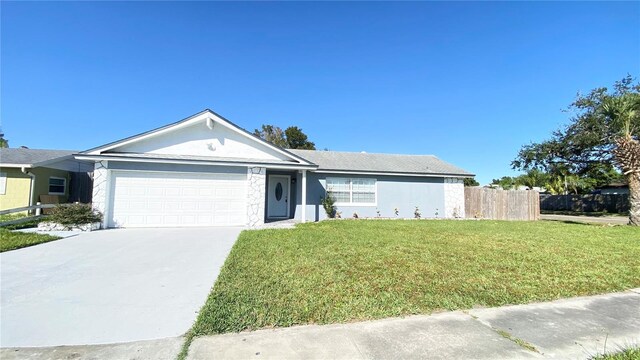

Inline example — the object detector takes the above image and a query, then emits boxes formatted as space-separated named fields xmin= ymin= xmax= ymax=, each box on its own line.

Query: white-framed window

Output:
xmin=326 ymin=177 xmax=376 ymax=205
xmin=48 ymin=177 xmax=66 ymax=195
xmin=0 ymin=172 xmax=6 ymax=195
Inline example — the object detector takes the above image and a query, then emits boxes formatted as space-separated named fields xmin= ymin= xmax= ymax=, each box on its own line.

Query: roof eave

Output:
xmin=74 ymin=154 xmax=319 ymax=170
xmin=313 ymin=169 xmax=475 ymax=178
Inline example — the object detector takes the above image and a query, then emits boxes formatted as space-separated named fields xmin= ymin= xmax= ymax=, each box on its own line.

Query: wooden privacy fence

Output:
xmin=465 ymin=187 xmax=540 ymax=221
xmin=539 ymin=193 xmax=629 ymax=213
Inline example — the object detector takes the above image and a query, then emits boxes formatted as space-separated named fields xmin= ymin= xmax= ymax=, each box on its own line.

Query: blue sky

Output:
xmin=2 ymin=2 xmax=638 ymax=184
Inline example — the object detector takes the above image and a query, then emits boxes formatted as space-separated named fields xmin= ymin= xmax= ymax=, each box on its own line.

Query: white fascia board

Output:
xmin=74 ymin=155 xmax=318 ymax=171
xmin=0 ymin=164 xmax=33 ymax=169
xmin=313 ymin=170 xmax=474 ymax=178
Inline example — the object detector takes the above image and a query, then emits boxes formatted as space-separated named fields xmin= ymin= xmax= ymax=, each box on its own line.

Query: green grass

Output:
xmin=590 ymin=347 xmax=640 ymax=359
xmin=191 ymin=220 xmax=640 ymax=336
xmin=0 ymin=228 xmax=61 ymax=252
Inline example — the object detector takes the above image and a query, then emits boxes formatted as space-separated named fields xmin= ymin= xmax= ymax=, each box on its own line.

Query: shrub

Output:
xmin=320 ymin=195 xmax=336 ymax=218
xmin=49 ymin=203 xmax=102 ymax=226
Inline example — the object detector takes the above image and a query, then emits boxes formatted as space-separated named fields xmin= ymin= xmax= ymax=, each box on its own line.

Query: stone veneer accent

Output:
xmin=443 ymin=177 xmax=465 ymax=218
xmin=247 ymin=167 xmax=266 ymax=227
xmin=91 ymin=161 xmax=108 ymax=216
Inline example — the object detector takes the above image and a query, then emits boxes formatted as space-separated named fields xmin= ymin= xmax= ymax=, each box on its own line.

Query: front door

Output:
xmin=267 ymin=175 xmax=290 ymax=218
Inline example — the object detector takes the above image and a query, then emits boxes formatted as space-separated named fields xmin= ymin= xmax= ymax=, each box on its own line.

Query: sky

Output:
xmin=2 ymin=2 xmax=638 ymax=185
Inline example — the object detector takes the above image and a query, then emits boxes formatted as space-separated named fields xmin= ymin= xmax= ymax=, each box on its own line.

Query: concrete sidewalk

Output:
xmin=188 ymin=289 xmax=640 ymax=360
xmin=540 ymin=214 xmax=629 ymax=225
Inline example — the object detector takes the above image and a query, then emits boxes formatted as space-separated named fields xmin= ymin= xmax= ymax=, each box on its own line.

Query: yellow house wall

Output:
xmin=0 ymin=168 xmax=31 ymax=211
xmin=0 ymin=167 xmax=71 ymax=211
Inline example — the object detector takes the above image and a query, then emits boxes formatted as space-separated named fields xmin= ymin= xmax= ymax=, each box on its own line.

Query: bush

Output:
xmin=320 ymin=195 xmax=336 ymax=218
xmin=49 ymin=203 xmax=102 ymax=226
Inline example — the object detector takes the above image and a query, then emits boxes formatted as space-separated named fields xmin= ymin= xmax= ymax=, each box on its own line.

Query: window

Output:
xmin=48 ymin=177 xmax=66 ymax=195
xmin=326 ymin=177 xmax=376 ymax=205
xmin=0 ymin=172 xmax=6 ymax=195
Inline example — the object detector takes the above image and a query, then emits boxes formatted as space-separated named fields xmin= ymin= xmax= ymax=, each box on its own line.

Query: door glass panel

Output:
xmin=275 ymin=182 xmax=283 ymax=201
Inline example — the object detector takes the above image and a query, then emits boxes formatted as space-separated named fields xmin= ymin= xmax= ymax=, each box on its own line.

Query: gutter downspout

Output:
xmin=21 ymin=166 xmax=36 ymax=208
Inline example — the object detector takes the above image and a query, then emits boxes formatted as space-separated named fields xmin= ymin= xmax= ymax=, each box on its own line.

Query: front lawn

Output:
xmin=192 ymin=220 xmax=640 ymax=336
xmin=0 ymin=228 xmax=61 ymax=252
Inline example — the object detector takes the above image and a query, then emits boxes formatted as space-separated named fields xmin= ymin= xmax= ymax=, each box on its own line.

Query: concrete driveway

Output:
xmin=1 ymin=227 xmax=242 ymax=348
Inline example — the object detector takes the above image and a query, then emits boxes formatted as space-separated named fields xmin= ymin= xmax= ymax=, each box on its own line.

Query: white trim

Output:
xmin=48 ymin=176 xmax=66 ymax=195
xmin=74 ymin=155 xmax=317 ymax=171
xmin=103 ymin=168 xmax=112 ymax=229
xmin=0 ymin=172 xmax=6 ymax=195
xmin=326 ymin=177 xmax=377 ymax=207
xmin=0 ymin=163 xmax=32 ymax=168
xmin=267 ymin=174 xmax=291 ymax=219
xmin=315 ymin=170 xmax=473 ymax=178
xmin=301 ymin=170 xmax=307 ymax=223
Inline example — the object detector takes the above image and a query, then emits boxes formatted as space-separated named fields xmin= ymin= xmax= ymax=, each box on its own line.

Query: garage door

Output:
xmin=108 ymin=171 xmax=247 ymax=227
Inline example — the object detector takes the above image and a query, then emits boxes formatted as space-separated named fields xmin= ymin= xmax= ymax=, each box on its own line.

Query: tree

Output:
xmin=0 ymin=130 xmax=8 ymax=148
xmin=517 ymin=169 xmax=549 ymax=190
xmin=254 ymin=124 xmax=316 ymax=150
xmin=463 ymin=177 xmax=480 ymax=187
xmin=284 ymin=126 xmax=315 ymax=150
xmin=253 ymin=125 xmax=287 ymax=148
xmin=512 ymin=76 xmax=640 ymax=225
xmin=491 ymin=176 xmax=519 ymax=190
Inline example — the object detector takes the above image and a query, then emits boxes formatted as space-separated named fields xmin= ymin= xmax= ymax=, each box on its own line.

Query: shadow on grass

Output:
xmin=541 ymin=219 xmax=597 ymax=226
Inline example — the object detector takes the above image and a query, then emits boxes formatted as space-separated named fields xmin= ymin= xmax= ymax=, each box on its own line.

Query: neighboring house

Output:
xmin=593 ymin=182 xmax=629 ymax=195
xmin=75 ymin=109 xmax=474 ymax=228
xmin=0 ymin=148 xmax=94 ymax=211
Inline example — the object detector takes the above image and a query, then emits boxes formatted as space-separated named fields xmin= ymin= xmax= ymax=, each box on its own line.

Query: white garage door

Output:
xmin=108 ymin=171 xmax=247 ymax=227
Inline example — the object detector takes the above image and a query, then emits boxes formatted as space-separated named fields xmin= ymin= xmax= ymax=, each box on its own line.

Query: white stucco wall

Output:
xmin=247 ymin=167 xmax=266 ymax=227
xmin=443 ymin=177 xmax=465 ymax=218
xmin=117 ymin=122 xmax=288 ymax=161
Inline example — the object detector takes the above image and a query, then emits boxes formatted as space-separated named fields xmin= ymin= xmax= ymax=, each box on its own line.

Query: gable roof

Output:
xmin=288 ymin=149 xmax=474 ymax=177
xmin=81 ymin=109 xmax=315 ymax=166
xmin=0 ymin=148 xmax=77 ymax=168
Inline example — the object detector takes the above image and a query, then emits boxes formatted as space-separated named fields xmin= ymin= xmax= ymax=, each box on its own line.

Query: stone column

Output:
xmin=444 ymin=177 xmax=465 ymax=218
xmin=91 ymin=161 xmax=108 ymax=217
xmin=247 ymin=167 xmax=266 ymax=227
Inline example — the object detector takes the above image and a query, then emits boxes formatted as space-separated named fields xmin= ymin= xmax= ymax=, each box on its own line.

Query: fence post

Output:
xmin=35 ymin=202 xmax=42 ymax=216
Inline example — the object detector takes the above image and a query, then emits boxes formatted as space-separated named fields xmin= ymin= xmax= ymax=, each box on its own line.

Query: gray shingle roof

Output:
xmin=288 ymin=149 xmax=474 ymax=177
xmin=0 ymin=148 xmax=77 ymax=167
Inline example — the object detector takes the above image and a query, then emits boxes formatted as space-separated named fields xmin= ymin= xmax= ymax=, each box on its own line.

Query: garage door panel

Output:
xmin=109 ymin=171 xmax=247 ymax=227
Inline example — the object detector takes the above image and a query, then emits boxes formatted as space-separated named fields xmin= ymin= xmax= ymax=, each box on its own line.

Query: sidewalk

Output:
xmin=540 ymin=214 xmax=629 ymax=226
xmin=188 ymin=289 xmax=640 ymax=360
xmin=1 ymin=290 xmax=637 ymax=360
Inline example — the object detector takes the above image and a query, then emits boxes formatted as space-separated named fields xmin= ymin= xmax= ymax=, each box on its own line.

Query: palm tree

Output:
xmin=602 ymin=93 xmax=640 ymax=225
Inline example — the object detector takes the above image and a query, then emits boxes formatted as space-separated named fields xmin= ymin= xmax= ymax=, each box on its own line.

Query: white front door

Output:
xmin=267 ymin=175 xmax=290 ymax=218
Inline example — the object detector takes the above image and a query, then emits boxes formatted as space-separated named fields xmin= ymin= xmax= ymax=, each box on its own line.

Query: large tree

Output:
xmin=512 ymin=76 xmax=640 ymax=225
xmin=254 ymin=125 xmax=316 ymax=150
xmin=254 ymin=125 xmax=287 ymax=148
xmin=284 ymin=126 xmax=315 ymax=150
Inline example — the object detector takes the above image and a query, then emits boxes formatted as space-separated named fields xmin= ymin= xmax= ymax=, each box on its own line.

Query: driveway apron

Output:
xmin=1 ymin=227 xmax=242 ymax=347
